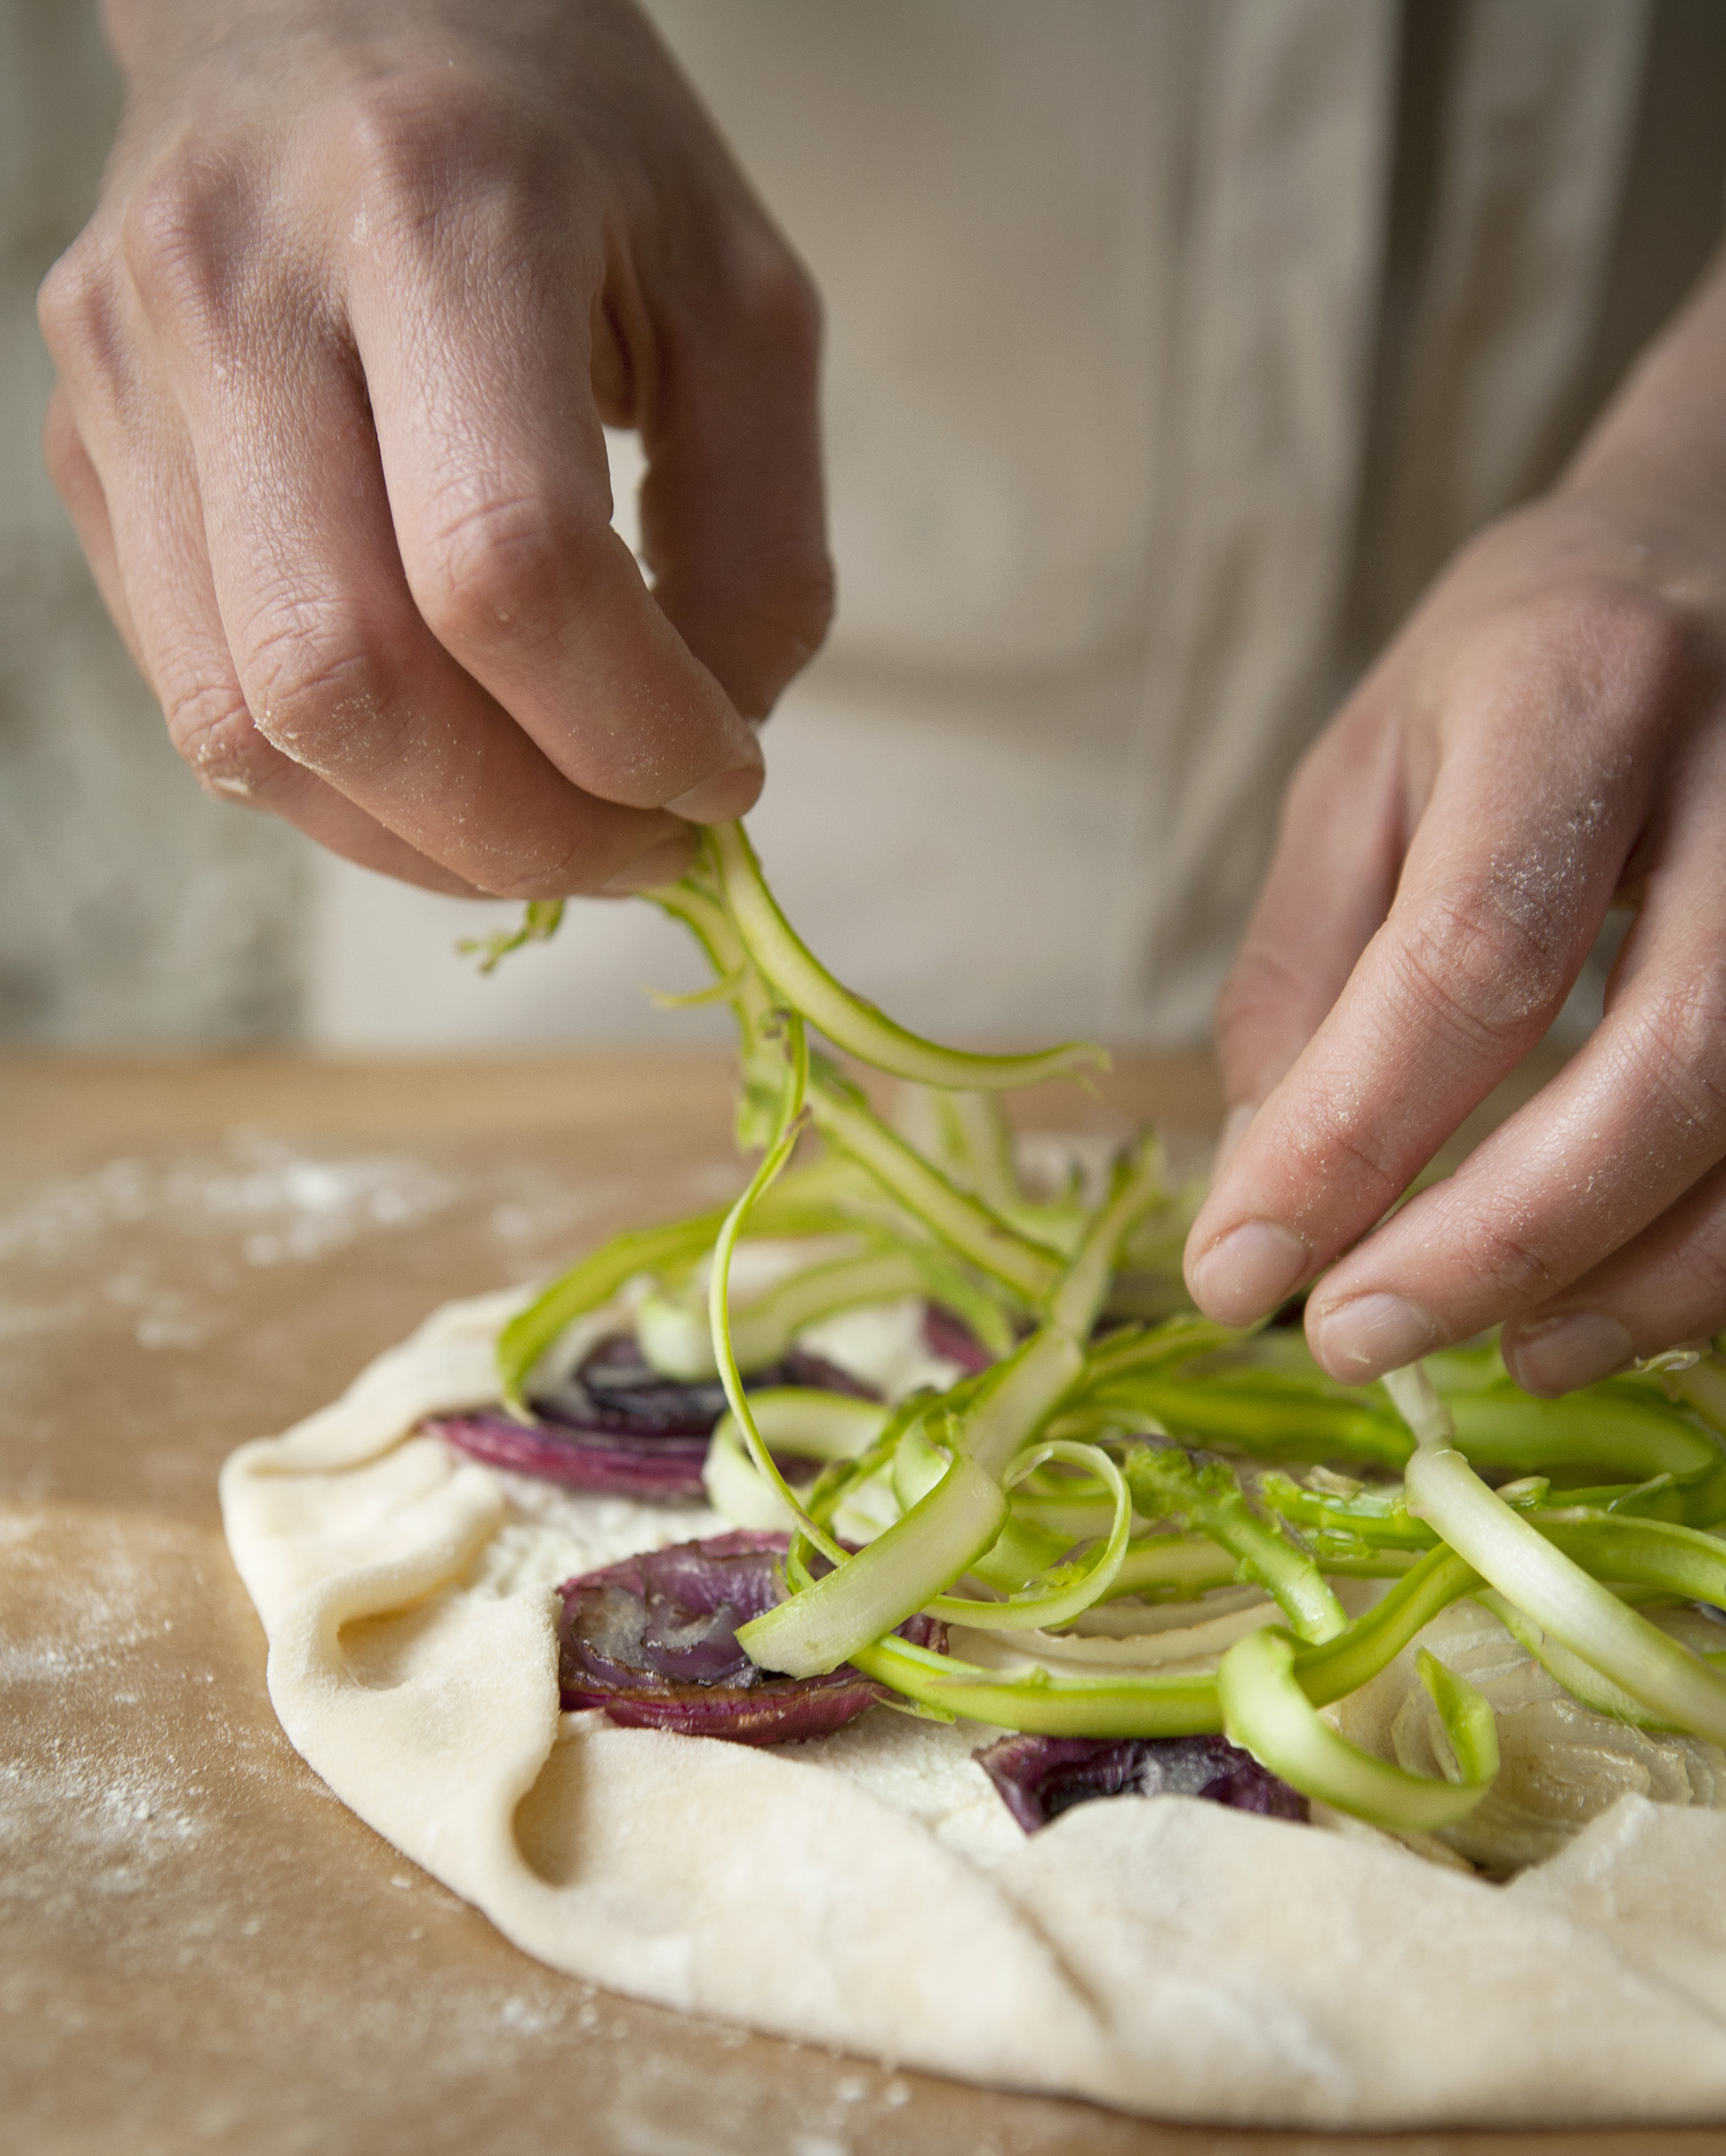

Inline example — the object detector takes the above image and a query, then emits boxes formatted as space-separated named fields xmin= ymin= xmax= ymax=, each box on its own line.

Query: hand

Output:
xmin=39 ymin=0 xmax=831 ymax=897
xmin=1185 ymin=249 xmax=1726 ymax=1397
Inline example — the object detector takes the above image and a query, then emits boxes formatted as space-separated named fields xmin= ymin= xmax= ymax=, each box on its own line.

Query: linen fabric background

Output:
xmin=4 ymin=0 xmax=1723 ymax=1049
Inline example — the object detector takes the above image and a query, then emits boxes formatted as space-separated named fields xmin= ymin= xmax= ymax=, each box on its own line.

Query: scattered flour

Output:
xmin=0 ymin=1131 xmax=457 ymax=1354
xmin=0 ymin=1132 xmax=456 ymax=1272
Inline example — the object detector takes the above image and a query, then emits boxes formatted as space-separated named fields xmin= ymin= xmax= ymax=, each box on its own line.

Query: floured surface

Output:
xmin=222 ymin=1289 xmax=1726 ymax=2130
xmin=5 ymin=1506 xmax=1163 ymax=2156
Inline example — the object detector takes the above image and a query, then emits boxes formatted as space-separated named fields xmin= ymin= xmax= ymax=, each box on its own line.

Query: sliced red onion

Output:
xmin=556 ymin=1530 xmax=946 ymax=1745
xmin=974 ymin=1731 xmax=1309 ymax=1833
xmin=424 ymin=1332 xmax=877 ymax=1503
xmin=922 ymin=1303 xmax=997 ymax=1372
xmin=537 ymin=1332 xmax=877 ymax=1437
xmin=423 ymin=1413 xmax=713 ymax=1502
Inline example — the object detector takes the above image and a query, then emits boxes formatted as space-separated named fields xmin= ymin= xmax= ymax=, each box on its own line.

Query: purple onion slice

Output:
xmin=922 ymin=1303 xmax=997 ymax=1373
xmin=557 ymin=1530 xmax=946 ymax=1745
xmin=424 ymin=1331 xmax=877 ymax=1502
xmin=975 ymin=1731 xmax=1309 ymax=1833
xmin=536 ymin=1332 xmax=877 ymax=1437
xmin=422 ymin=1413 xmax=715 ymax=1502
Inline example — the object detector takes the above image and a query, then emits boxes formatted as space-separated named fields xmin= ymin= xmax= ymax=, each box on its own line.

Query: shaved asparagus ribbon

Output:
xmin=808 ymin=1077 xmax=1065 ymax=1301
xmin=707 ymin=820 xmax=1107 ymax=1092
xmin=497 ymin=1210 xmax=730 ymax=1419
xmin=737 ymin=1326 xmax=1085 ymax=1676
xmin=1221 ymin=1631 xmax=1498 ymax=1833
xmin=703 ymin=1009 xmax=852 ymax=1568
xmin=735 ymin=1146 xmax=1162 ymax=1676
xmin=703 ymin=1392 xmax=889 ymax=1531
xmin=920 ymin=1441 xmax=1134 ymax=1632
xmin=638 ymin=1248 xmax=928 ymax=1381
xmin=472 ymin=823 xmax=1726 ymax=1836
xmin=1393 ymin=1366 xmax=1726 ymax=1747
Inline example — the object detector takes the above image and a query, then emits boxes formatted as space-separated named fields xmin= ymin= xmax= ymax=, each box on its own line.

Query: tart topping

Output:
xmin=425 ymin=1332 xmax=876 ymax=1502
xmin=557 ymin=1531 xmax=944 ymax=1745
xmin=975 ymin=1731 xmax=1309 ymax=1833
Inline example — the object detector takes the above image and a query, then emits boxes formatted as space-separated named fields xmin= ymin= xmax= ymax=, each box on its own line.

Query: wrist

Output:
xmin=101 ymin=0 xmax=219 ymax=75
xmin=102 ymin=0 xmax=324 ymax=81
xmin=1559 ymin=249 xmax=1726 ymax=549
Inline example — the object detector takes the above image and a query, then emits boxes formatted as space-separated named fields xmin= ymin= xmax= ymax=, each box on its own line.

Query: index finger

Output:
xmin=1184 ymin=594 xmax=1669 ymax=1333
xmin=341 ymin=110 xmax=768 ymax=826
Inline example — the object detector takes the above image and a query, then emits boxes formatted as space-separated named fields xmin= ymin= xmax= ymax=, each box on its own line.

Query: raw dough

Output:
xmin=222 ymin=1291 xmax=1726 ymax=2128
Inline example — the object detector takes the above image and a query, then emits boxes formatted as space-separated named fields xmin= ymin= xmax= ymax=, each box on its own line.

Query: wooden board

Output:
xmin=2 ymin=1046 xmax=1697 ymax=2156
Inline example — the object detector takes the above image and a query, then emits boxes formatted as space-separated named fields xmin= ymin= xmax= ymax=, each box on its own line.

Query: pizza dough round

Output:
xmin=221 ymin=1291 xmax=1726 ymax=2128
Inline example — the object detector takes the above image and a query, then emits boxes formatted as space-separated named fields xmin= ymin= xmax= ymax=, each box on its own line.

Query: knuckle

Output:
xmin=163 ymin=683 xmax=280 ymax=802
xmin=1391 ymin=877 xmax=1571 ymax=1050
xmin=1277 ymin=743 xmax=1329 ymax=828
xmin=476 ymin=831 xmax=599 ymax=903
xmin=485 ymin=860 xmax=586 ymax=903
xmin=1288 ymin=1106 xmax=1403 ymax=1214
xmin=37 ymin=241 xmax=115 ymax=373
xmin=1559 ymin=580 xmax=1699 ymax=712
xmin=343 ymin=77 xmax=518 ymax=226
xmin=1452 ymin=1207 xmax=1564 ymax=1305
xmin=1456 ymin=576 xmax=1701 ymax=744
xmin=415 ymin=492 xmax=595 ymax=647
xmin=238 ymin=616 xmax=396 ymax=770
xmin=476 ymin=824 xmax=668 ymax=905
xmin=736 ymin=547 xmax=835 ymax=660
xmin=117 ymin=162 xmax=231 ymax=317
xmin=724 ymin=230 xmax=822 ymax=360
xmin=1675 ymin=1232 xmax=1726 ymax=1316
xmin=1213 ymin=942 xmax=1304 ymax=1050
xmin=1282 ymin=720 xmax=1360 ymax=823
xmin=1625 ymin=973 xmax=1726 ymax=1141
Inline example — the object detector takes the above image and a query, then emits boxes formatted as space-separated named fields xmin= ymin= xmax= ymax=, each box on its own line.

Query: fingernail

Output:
xmin=1214 ymin=1103 xmax=1257 ymax=1179
xmin=666 ymin=754 xmax=764 ymax=824
xmin=1308 ymin=1292 xmax=1439 ymax=1379
xmin=1187 ymin=1221 xmax=1308 ymax=1324
xmin=1502 ymin=1312 xmax=1635 ymax=1397
xmin=599 ymin=834 xmax=697 ymax=895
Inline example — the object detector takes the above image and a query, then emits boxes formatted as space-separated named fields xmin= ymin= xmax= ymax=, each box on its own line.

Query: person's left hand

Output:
xmin=1184 ymin=249 xmax=1726 ymax=1398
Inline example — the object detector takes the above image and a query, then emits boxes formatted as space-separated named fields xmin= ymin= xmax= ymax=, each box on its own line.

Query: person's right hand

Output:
xmin=39 ymin=0 xmax=831 ymax=897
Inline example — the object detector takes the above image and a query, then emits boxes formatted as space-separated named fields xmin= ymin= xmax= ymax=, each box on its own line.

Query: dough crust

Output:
xmin=222 ymin=1292 xmax=1726 ymax=2128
